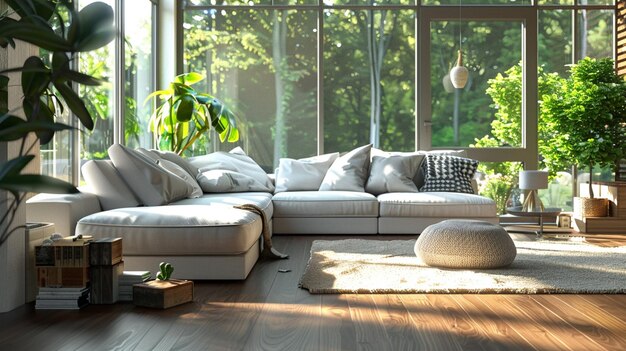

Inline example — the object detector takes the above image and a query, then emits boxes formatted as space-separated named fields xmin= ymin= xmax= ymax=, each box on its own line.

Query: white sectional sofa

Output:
xmin=27 ymin=144 xmax=497 ymax=280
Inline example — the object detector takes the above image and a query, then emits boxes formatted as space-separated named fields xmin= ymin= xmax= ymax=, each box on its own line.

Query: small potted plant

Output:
xmin=542 ymin=57 xmax=626 ymax=217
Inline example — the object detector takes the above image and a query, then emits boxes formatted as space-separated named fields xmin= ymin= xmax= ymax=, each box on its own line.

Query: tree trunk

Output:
xmin=588 ymin=163 xmax=594 ymax=199
xmin=273 ymin=11 xmax=287 ymax=168
xmin=366 ymin=9 xmax=396 ymax=148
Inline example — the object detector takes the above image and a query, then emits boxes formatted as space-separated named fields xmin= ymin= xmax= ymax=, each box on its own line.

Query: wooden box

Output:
xmin=133 ymin=279 xmax=193 ymax=309
xmin=90 ymin=238 xmax=123 ymax=266
xmin=91 ymin=261 xmax=124 ymax=304
xmin=572 ymin=216 xmax=626 ymax=234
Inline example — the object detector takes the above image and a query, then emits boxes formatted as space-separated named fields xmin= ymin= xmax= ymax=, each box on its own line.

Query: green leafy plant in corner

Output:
xmin=146 ymin=72 xmax=239 ymax=155
xmin=0 ymin=0 xmax=116 ymax=247
xmin=541 ymin=58 xmax=626 ymax=198
xmin=157 ymin=262 xmax=174 ymax=281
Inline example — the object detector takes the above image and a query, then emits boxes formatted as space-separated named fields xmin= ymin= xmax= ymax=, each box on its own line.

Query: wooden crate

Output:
xmin=133 ymin=279 xmax=193 ymax=309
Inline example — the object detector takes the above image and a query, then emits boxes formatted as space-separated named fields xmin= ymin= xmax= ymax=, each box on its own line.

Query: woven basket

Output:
xmin=573 ymin=197 xmax=609 ymax=218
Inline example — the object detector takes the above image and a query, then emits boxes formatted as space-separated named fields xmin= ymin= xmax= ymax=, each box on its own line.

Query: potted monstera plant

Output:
xmin=0 ymin=0 xmax=116 ymax=247
xmin=147 ymin=72 xmax=239 ymax=155
xmin=542 ymin=57 xmax=626 ymax=217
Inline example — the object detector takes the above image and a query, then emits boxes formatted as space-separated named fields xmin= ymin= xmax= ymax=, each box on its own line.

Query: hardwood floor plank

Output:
xmin=530 ymin=295 xmax=626 ymax=350
xmin=452 ymin=295 xmax=535 ymax=351
xmin=397 ymin=294 xmax=465 ymax=351
xmin=370 ymin=294 xmax=425 ymax=351
xmin=320 ymin=295 xmax=357 ymax=351
xmin=562 ymin=295 xmax=626 ymax=329
xmin=497 ymin=295 xmax=608 ymax=351
xmin=481 ymin=295 xmax=571 ymax=350
xmin=425 ymin=294 xmax=503 ymax=351
xmin=243 ymin=236 xmax=322 ymax=351
xmin=346 ymin=294 xmax=393 ymax=351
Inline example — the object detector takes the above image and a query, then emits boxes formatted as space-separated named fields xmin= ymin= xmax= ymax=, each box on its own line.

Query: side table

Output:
xmin=506 ymin=207 xmax=562 ymax=237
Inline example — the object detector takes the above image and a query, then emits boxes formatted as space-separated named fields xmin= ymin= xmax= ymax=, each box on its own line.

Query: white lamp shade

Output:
xmin=519 ymin=170 xmax=549 ymax=190
xmin=450 ymin=66 xmax=468 ymax=89
xmin=450 ymin=49 xmax=468 ymax=89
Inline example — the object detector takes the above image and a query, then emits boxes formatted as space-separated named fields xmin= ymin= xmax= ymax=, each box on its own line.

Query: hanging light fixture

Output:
xmin=449 ymin=0 xmax=468 ymax=89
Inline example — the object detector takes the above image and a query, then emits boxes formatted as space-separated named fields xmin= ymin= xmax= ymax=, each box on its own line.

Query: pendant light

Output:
xmin=449 ymin=0 xmax=468 ymax=89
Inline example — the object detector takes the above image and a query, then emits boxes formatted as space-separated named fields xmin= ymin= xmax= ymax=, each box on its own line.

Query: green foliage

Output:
xmin=542 ymin=58 xmax=626 ymax=197
xmin=147 ymin=72 xmax=240 ymax=155
xmin=157 ymin=262 xmax=174 ymax=281
xmin=473 ymin=63 xmax=560 ymax=207
xmin=0 ymin=0 xmax=115 ymax=247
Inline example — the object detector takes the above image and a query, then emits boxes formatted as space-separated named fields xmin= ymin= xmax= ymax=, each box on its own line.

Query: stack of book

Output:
xmin=119 ymin=271 xmax=151 ymax=302
xmin=35 ymin=235 xmax=92 ymax=310
xmin=35 ymin=287 xmax=90 ymax=310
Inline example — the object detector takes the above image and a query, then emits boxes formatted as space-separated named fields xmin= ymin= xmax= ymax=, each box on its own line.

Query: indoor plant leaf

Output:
xmin=0 ymin=174 xmax=78 ymax=196
xmin=174 ymin=72 xmax=204 ymax=85
xmin=53 ymin=80 xmax=94 ymax=130
xmin=21 ymin=56 xmax=50 ymax=98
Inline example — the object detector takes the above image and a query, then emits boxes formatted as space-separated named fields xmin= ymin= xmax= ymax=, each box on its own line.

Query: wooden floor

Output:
xmin=1 ymin=234 xmax=626 ymax=351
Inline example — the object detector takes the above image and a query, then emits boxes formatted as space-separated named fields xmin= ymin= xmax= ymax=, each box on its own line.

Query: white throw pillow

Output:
xmin=158 ymin=159 xmax=203 ymax=198
xmin=188 ymin=149 xmax=274 ymax=192
xmin=81 ymin=160 xmax=140 ymax=210
xmin=196 ymin=169 xmax=270 ymax=193
xmin=275 ymin=153 xmax=339 ymax=193
xmin=319 ymin=144 xmax=372 ymax=192
xmin=147 ymin=149 xmax=199 ymax=178
xmin=365 ymin=154 xmax=424 ymax=195
xmin=109 ymin=144 xmax=191 ymax=206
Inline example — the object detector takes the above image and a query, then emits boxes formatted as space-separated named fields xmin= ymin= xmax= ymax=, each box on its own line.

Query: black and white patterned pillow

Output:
xmin=419 ymin=154 xmax=478 ymax=193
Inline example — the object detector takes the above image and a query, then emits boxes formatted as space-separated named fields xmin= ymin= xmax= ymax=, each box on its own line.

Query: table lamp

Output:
xmin=519 ymin=170 xmax=549 ymax=212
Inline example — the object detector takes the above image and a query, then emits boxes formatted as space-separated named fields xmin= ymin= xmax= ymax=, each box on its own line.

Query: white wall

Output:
xmin=0 ymin=0 xmax=39 ymax=313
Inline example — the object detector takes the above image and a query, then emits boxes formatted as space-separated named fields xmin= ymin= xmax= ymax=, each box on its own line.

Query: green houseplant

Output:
xmin=0 ymin=0 xmax=115 ymax=247
xmin=542 ymin=57 xmax=626 ymax=217
xmin=147 ymin=72 xmax=239 ymax=155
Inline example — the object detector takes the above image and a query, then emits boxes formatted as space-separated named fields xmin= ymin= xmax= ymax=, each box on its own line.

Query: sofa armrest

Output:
xmin=26 ymin=190 xmax=102 ymax=236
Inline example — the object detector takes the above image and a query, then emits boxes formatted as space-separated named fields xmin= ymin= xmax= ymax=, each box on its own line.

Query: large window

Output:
xmin=41 ymin=0 xmax=616 ymax=212
xmin=184 ymin=8 xmax=318 ymax=170
xmin=40 ymin=0 xmax=156 ymax=183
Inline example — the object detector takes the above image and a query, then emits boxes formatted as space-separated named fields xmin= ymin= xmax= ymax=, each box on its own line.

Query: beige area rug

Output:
xmin=298 ymin=239 xmax=626 ymax=294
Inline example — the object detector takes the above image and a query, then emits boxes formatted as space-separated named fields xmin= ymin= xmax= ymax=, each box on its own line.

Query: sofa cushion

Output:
xmin=189 ymin=150 xmax=274 ymax=193
xmin=109 ymin=144 xmax=190 ymax=206
xmin=158 ymin=159 xmax=203 ymax=198
xmin=172 ymin=192 xmax=274 ymax=218
xmin=275 ymin=153 xmax=339 ymax=193
xmin=147 ymin=149 xmax=199 ymax=178
xmin=81 ymin=160 xmax=140 ymax=210
xmin=319 ymin=144 xmax=372 ymax=192
xmin=196 ymin=169 xmax=271 ymax=193
xmin=420 ymin=154 xmax=478 ymax=194
xmin=272 ymin=191 xmax=378 ymax=218
xmin=76 ymin=204 xmax=261 ymax=255
xmin=378 ymin=192 xmax=496 ymax=218
xmin=365 ymin=154 xmax=423 ymax=195
xmin=414 ymin=150 xmax=467 ymax=188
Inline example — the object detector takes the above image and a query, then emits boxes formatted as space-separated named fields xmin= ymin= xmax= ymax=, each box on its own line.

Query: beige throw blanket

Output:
xmin=235 ymin=204 xmax=288 ymax=259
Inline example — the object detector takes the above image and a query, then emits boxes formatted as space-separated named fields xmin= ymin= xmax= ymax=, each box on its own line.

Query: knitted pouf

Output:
xmin=414 ymin=219 xmax=517 ymax=269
